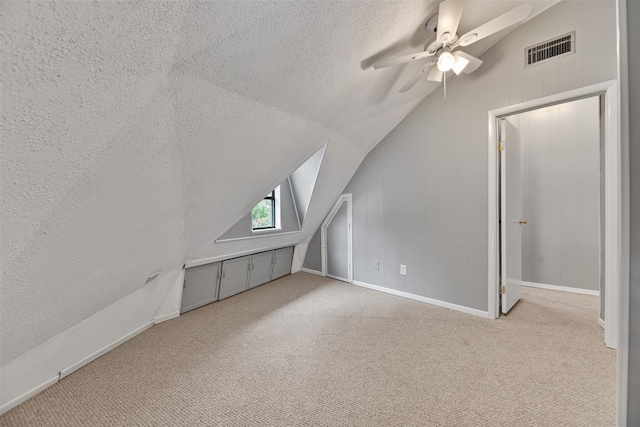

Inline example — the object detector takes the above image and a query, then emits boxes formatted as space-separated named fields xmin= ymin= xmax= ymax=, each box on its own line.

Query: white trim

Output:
xmin=0 ymin=376 xmax=58 ymax=415
xmin=603 ymin=82 xmax=620 ymax=350
xmin=598 ymin=318 xmax=606 ymax=329
xmin=301 ymin=267 xmax=324 ymax=276
xmin=488 ymin=111 xmax=500 ymax=320
xmin=175 ymin=267 xmax=186 ymax=319
xmin=185 ymin=243 xmax=295 ymax=268
xmin=59 ymin=321 xmax=153 ymax=379
xmin=487 ymin=80 xmax=621 ymax=349
xmin=321 ymin=194 xmax=353 ymax=283
xmin=615 ymin=1 xmax=630 ymax=424
xmin=215 ymin=230 xmax=300 ymax=243
xmin=352 ymin=280 xmax=490 ymax=319
xmin=522 ymin=281 xmax=600 ymax=296
xmin=154 ymin=311 xmax=179 ymax=324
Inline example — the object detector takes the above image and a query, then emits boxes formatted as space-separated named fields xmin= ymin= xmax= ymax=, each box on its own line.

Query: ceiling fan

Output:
xmin=374 ymin=1 xmax=532 ymax=93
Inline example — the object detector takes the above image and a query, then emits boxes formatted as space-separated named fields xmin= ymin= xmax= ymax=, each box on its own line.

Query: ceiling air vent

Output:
xmin=525 ymin=31 xmax=575 ymax=68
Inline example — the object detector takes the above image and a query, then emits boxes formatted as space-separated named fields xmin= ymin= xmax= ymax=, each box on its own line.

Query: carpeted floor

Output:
xmin=1 ymin=272 xmax=616 ymax=426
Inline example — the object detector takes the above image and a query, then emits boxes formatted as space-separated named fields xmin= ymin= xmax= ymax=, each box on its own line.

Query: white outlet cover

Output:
xmin=400 ymin=264 xmax=407 ymax=275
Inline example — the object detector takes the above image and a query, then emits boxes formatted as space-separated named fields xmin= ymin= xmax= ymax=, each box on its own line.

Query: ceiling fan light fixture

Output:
xmin=437 ymin=51 xmax=455 ymax=72
xmin=452 ymin=55 xmax=470 ymax=75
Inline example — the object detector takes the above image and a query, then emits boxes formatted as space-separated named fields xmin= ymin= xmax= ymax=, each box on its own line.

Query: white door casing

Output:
xmin=321 ymin=194 xmax=353 ymax=283
xmin=487 ymin=80 xmax=620 ymax=350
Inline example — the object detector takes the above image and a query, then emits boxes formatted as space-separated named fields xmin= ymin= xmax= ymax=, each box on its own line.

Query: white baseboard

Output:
xmin=598 ymin=318 xmax=605 ymax=329
xmin=59 ymin=321 xmax=153 ymax=380
xmin=0 ymin=375 xmax=58 ymax=415
xmin=301 ymin=268 xmax=324 ymax=277
xmin=522 ymin=281 xmax=600 ymax=296
xmin=154 ymin=311 xmax=179 ymax=324
xmin=351 ymin=280 xmax=490 ymax=319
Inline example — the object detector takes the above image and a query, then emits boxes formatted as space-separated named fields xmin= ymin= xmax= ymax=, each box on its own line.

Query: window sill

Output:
xmin=251 ymin=227 xmax=282 ymax=235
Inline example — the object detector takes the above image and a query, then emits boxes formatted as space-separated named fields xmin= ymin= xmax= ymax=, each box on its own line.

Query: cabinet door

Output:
xmin=219 ymin=256 xmax=250 ymax=300
xmin=181 ymin=262 xmax=220 ymax=314
xmin=248 ymin=251 xmax=274 ymax=289
xmin=271 ymin=246 xmax=294 ymax=280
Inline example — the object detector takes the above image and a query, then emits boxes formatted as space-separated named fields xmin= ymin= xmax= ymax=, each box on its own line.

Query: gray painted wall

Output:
xmin=626 ymin=0 xmax=639 ymax=424
xmin=290 ymin=145 xmax=325 ymax=225
xmin=513 ymin=97 xmax=601 ymax=291
xmin=306 ymin=1 xmax=617 ymax=313
xmin=218 ymin=178 xmax=299 ymax=240
xmin=303 ymin=226 xmax=323 ymax=272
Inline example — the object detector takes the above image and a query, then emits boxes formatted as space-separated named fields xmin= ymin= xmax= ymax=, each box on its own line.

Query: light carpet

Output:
xmin=1 ymin=272 xmax=616 ymax=426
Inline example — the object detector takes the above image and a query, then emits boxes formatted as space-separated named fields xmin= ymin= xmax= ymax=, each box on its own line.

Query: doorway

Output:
xmin=500 ymin=96 xmax=602 ymax=317
xmin=487 ymin=80 xmax=620 ymax=350
xmin=321 ymin=194 xmax=353 ymax=283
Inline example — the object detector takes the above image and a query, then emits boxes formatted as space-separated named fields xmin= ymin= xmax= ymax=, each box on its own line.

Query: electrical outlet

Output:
xmin=374 ymin=261 xmax=379 ymax=270
xmin=400 ymin=264 xmax=407 ymax=276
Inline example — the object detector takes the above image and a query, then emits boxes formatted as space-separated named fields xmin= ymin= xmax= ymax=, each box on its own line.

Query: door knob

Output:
xmin=519 ymin=219 xmax=528 ymax=225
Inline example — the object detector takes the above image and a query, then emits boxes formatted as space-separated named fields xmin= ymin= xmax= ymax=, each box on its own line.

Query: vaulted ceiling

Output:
xmin=1 ymin=0 xmax=557 ymax=366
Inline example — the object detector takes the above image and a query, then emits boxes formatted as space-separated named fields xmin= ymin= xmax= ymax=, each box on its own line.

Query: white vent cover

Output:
xmin=525 ymin=31 xmax=575 ymax=68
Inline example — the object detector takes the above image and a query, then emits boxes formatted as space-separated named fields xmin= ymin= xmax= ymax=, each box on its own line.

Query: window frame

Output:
xmin=252 ymin=190 xmax=276 ymax=231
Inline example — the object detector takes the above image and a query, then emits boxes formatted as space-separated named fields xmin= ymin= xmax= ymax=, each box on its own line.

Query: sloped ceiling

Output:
xmin=1 ymin=0 xmax=557 ymax=365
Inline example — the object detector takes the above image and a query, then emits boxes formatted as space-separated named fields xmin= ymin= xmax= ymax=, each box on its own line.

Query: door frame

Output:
xmin=487 ymin=80 xmax=622 ymax=348
xmin=321 ymin=193 xmax=353 ymax=283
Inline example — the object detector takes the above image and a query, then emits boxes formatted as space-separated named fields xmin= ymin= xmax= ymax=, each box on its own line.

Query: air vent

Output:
xmin=525 ymin=31 xmax=575 ymax=68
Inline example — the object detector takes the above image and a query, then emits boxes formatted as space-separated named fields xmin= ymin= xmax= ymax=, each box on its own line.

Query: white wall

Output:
xmin=512 ymin=96 xmax=601 ymax=291
xmin=328 ymin=0 xmax=617 ymax=312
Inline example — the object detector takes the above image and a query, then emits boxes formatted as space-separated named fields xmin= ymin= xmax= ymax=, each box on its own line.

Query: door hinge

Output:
xmin=498 ymin=141 xmax=505 ymax=151
xmin=501 ymin=285 xmax=506 ymax=294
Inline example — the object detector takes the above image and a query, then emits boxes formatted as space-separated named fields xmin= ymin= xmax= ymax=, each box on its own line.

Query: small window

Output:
xmin=252 ymin=189 xmax=276 ymax=230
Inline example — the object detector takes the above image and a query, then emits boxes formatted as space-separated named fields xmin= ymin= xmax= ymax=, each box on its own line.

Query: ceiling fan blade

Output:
xmin=427 ymin=66 xmax=443 ymax=83
xmin=373 ymin=50 xmax=435 ymax=70
xmin=399 ymin=61 xmax=436 ymax=92
xmin=437 ymin=1 xmax=464 ymax=44
xmin=453 ymin=51 xmax=483 ymax=74
xmin=458 ymin=4 xmax=532 ymax=47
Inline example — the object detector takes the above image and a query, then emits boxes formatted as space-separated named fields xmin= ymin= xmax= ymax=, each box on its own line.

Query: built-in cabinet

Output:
xmin=248 ymin=251 xmax=274 ymax=289
xmin=272 ymin=246 xmax=294 ymax=280
xmin=181 ymin=246 xmax=294 ymax=313
xmin=219 ymin=256 xmax=252 ymax=300
xmin=181 ymin=262 xmax=221 ymax=314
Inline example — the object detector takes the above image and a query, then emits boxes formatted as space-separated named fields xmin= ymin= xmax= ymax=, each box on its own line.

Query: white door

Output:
xmin=321 ymin=194 xmax=353 ymax=283
xmin=501 ymin=120 xmax=524 ymax=314
xmin=326 ymin=201 xmax=349 ymax=281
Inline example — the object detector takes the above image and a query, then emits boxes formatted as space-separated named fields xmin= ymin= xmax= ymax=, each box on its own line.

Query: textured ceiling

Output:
xmin=1 ymin=0 xmax=557 ymax=365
